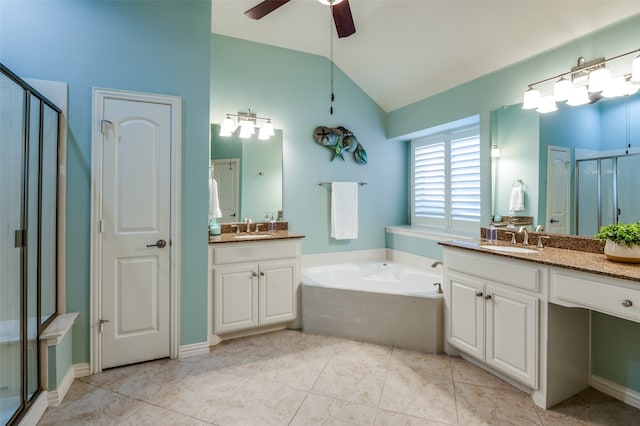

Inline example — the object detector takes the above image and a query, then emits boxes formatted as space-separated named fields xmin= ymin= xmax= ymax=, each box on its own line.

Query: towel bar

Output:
xmin=318 ymin=181 xmax=367 ymax=186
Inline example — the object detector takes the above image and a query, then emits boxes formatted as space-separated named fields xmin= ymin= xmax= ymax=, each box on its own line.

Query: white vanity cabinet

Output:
xmin=209 ymin=238 xmax=301 ymax=342
xmin=445 ymin=248 xmax=542 ymax=389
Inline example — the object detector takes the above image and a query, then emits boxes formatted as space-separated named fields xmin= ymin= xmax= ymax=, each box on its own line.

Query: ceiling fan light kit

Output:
xmin=523 ymin=48 xmax=640 ymax=113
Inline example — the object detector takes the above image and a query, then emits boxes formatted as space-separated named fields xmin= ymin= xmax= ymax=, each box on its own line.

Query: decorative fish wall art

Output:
xmin=313 ymin=126 xmax=367 ymax=165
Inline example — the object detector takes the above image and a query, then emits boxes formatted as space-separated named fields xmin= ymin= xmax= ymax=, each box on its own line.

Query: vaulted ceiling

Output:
xmin=212 ymin=1 xmax=640 ymax=112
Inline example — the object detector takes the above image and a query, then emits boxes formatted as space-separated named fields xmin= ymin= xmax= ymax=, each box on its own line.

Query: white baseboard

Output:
xmin=18 ymin=391 xmax=48 ymax=426
xmin=47 ymin=365 xmax=75 ymax=406
xmin=73 ymin=362 xmax=91 ymax=378
xmin=590 ymin=374 xmax=640 ymax=410
xmin=179 ymin=342 xmax=210 ymax=358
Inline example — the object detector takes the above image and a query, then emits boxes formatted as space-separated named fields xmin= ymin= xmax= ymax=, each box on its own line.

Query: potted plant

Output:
xmin=595 ymin=221 xmax=640 ymax=263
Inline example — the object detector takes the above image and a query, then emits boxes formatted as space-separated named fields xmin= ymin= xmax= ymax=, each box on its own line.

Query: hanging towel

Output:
xmin=331 ymin=182 xmax=358 ymax=240
xmin=509 ymin=186 xmax=525 ymax=212
xmin=209 ymin=177 xmax=222 ymax=219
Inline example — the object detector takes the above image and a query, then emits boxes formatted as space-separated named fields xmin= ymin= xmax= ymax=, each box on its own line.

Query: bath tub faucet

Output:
xmin=431 ymin=261 xmax=443 ymax=268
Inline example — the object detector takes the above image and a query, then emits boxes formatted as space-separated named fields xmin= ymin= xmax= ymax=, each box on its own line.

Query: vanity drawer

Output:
xmin=445 ymin=248 xmax=541 ymax=292
xmin=212 ymin=240 xmax=300 ymax=265
xmin=551 ymin=269 xmax=640 ymax=323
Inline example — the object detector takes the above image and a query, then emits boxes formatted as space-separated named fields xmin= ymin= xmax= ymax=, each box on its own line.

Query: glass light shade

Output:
xmin=588 ymin=67 xmax=611 ymax=92
xmin=632 ymin=55 xmax=640 ymax=82
xmin=491 ymin=145 xmax=500 ymax=158
xmin=239 ymin=120 xmax=254 ymax=139
xmin=536 ymin=95 xmax=557 ymax=113
xmin=262 ymin=121 xmax=275 ymax=137
xmin=553 ymin=77 xmax=572 ymax=102
xmin=219 ymin=116 xmax=236 ymax=137
xmin=522 ymin=87 xmax=541 ymax=109
xmin=258 ymin=126 xmax=270 ymax=140
xmin=318 ymin=0 xmax=344 ymax=5
xmin=625 ymin=81 xmax=639 ymax=96
xmin=601 ymin=76 xmax=625 ymax=98
xmin=566 ymin=86 xmax=590 ymax=106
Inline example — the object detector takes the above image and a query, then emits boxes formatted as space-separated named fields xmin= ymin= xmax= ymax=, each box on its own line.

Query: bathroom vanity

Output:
xmin=441 ymin=239 xmax=640 ymax=409
xmin=208 ymin=229 xmax=304 ymax=345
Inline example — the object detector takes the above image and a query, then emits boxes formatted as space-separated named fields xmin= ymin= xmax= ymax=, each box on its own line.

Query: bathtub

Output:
xmin=302 ymin=261 xmax=443 ymax=353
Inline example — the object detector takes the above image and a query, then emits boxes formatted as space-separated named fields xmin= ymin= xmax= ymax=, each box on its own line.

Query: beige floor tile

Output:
xmin=290 ymin=393 xmax=377 ymax=426
xmin=389 ymin=349 xmax=453 ymax=383
xmin=209 ymin=378 xmax=306 ymax=425
xmin=538 ymin=387 xmax=640 ymax=425
xmin=454 ymin=382 xmax=542 ymax=425
xmin=312 ymin=356 xmax=388 ymax=407
xmin=374 ymin=409 xmax=453 ymax=425
xmin=379 ymin=367 xmax=457 ymax=424
xmin=253 ymin=346 xmax=332 ymax=391
xmin=117 ymin=404 xmax=208 ymax=426
xmin=450 ymin=356 xmax=514 ymax=391
xmin=331 ymin=339 xmax=393 ymax=369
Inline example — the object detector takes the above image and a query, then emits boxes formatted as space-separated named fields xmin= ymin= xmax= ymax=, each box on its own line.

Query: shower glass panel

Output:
xmin=577 ymin=159 xmax=598 ymax=236
xmin=600 ymin=158 xmax=615 ymax=229
xmin=0 ymin=72 xmax=26 ymax=426
xmin=26 ymin=95 xmax=41 ymax=400
xmin=617 ymin=155 xmax=640 ymax=224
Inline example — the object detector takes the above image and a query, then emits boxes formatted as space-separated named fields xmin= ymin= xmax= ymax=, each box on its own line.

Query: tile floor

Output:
xmin=39 ymin=330 xmax=639 ymax=425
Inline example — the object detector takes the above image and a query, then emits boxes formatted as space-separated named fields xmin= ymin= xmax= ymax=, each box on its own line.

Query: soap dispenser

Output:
xmin=487 ymin=221 xmax=497 ymax=243
xmin=268 ymin=214 xmax=276 ymax=232
xmin=209 ymin=218 xmax=221 ymax=236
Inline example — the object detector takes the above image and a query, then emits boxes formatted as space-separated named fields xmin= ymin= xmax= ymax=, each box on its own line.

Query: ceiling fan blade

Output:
xmin=244 ymin=0 xmax=291 ymax=20
xmin=332 ymin=0 xmax=356 ymax=38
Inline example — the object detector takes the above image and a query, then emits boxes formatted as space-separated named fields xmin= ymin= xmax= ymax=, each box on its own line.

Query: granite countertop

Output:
xmin=440 ymin=239 xmax=640 ymax=282
xmin=209 ymin=230 xmax=305 ymax=244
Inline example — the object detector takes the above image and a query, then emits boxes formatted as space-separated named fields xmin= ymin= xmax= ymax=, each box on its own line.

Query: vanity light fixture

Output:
xmin=491 ymin=145 xmax=501 ymax=158
xmin=523 ymin=48 xmax=640 ymax=113
xmin=219 ymin=109 xmax=275 ymax=140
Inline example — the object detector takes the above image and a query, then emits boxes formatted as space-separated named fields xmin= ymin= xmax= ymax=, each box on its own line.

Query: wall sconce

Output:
xmin=523 ymin=48 xmax=640 ymax=113
xmin=220 ymin=109 xmax=275 ymax=140
xmin=491 ymin=145 xmax=501 ymax=158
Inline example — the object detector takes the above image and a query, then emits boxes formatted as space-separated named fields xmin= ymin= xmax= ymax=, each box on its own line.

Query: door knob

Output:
xmin=550 ymin=219 xmax=560 ymax=223
xmin=622 ymin=300 xmax=633 ymax=308
xmin=146 ymin=239 xmax=167 ymax=248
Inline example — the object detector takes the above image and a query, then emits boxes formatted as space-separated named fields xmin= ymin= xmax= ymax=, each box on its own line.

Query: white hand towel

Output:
xmin=509 ymin=186 xmax=525 ymax=212
xmin=331 ymin=182 xmax=358 ymax=240
xmin=209 ymin=177 xmax=222 ymax=219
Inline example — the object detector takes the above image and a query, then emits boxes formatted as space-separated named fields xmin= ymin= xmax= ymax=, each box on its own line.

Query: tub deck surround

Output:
xmin=302 ymin=261 xmax=444 ymax=354
xmin=443 ymin=235 xmax=640 ymax=282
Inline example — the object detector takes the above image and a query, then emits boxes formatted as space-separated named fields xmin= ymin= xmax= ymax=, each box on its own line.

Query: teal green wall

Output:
xmin=211 ymin=35 xmax=409 ymax=254
xmin=1 ymin=1 xmax=211 ymax=360
xmin=385 ymin=232 xmax=442 ymax=259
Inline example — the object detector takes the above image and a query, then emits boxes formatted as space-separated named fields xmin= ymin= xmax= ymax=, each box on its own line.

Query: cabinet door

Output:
xmin=447 ymin=271 xmax=484 ymax=360
xmin=259 ymin=259 xmax=297 ymax=326
xmin=485 ymin=283 xmax=538 ymax=389
xmin=213 ymin=263 xmax=259 ymax=334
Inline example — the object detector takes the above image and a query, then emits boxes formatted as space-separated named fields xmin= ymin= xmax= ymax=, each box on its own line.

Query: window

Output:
xmin=411 ymin=125 xmax=480 ymax=232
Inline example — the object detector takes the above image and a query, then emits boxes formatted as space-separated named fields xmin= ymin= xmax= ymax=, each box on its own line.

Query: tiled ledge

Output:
xmin=40 ymin=312 xmax=78 ymax=346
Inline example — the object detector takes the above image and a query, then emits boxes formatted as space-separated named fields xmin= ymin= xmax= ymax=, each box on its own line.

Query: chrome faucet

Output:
xmin=231 ymin=224 xmax=240 ymax=234
xmin=537 ymin=235 xmax=551 ymax=249
xmin=518 ymin=226 xmax=529 ymax=245
xmin=505 ymin=231 xmax=516 ymax=244
xmin=431 ymin=261 xmax=443 ymax=268
xmin=243 ymin=218 xmax=252 ymax=232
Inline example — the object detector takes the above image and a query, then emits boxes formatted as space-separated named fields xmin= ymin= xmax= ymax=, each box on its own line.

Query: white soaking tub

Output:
xmin=301 ymin=261 xmax=443 ymax=353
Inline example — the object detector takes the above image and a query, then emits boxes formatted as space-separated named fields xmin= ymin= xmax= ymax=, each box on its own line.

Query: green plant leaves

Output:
xmin=595 ymin=221 xmax=640 ymax=248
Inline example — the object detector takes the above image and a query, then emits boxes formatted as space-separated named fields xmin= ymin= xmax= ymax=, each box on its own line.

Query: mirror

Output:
xmin=211 ymin=123 xmax=283 ymax=223
xmin=491 ymin=91 xmax=640 ymax=236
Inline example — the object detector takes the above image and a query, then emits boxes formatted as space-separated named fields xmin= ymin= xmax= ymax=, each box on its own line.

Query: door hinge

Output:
xmin=14 ymin=229 xmax=26 ymax=248
xmin=98 ymin=319 xmax=110 ymax=334
xmin=100 ymin=119 xmax=113 ymax=135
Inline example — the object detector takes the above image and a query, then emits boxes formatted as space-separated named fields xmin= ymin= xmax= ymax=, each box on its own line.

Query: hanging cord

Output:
xmin=329 ymin=11 xmax=335 ymax=115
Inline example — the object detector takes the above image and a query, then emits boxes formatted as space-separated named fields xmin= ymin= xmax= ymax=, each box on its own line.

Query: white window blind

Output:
xmin=411 ymin=125 xmax=480 ymax=231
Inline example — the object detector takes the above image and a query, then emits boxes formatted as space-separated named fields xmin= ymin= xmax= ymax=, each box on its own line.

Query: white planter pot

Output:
xmin=604 ymin=240 xmax=640 ymax=263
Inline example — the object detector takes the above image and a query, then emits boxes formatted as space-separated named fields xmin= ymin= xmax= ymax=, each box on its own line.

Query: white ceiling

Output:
xmin=212 ymin=1 xmax=640 ymax=112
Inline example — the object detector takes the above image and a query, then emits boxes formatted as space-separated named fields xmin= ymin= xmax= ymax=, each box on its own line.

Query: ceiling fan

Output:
xmin=244 ymin=0 xmax=356 ymax=38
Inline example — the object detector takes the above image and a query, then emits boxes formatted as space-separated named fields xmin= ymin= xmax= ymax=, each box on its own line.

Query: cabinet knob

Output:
xmin=484 ymin=294 xmax=492 ymax=301
xmin=622 ymin=299 xmax=633 ymax=308
xmin=475 ymin=290 xmax=483 ymax=297
xmin=252 ymin=271 xmax=258 ymax=277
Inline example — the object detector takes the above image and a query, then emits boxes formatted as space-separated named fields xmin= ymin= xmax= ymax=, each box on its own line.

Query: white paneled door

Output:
xmin=546 ymin=146 xmax=570 ymax=234
xmin=99 ymin=95 xmax=172 ymax=369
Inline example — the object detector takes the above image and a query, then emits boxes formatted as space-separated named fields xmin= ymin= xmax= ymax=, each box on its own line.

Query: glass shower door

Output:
xmin=617 ymin=154 xmax=640 ymax=224
xmin=0 ymin=71 xmax=26 ymax=426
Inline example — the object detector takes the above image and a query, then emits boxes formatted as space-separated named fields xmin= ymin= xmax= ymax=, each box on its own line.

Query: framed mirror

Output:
xmin=211 ymin=123 xmax=283 ymax=223
xmin=491 ymin=91 xmax=640 ymax=236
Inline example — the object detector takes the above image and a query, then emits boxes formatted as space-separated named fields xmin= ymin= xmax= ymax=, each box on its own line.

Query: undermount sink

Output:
xmin=482 ymin=245 xmax=538 ymax=254
xmin=232 ymin=234 xmax=273 ymax=240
